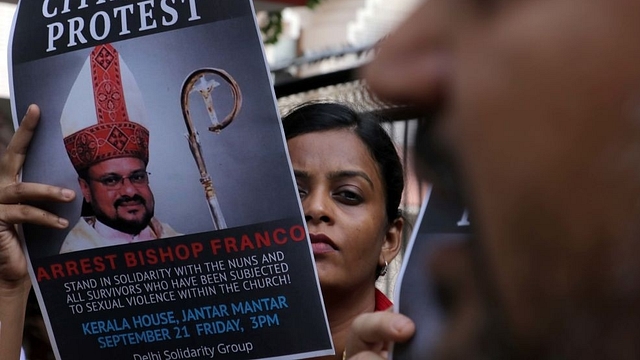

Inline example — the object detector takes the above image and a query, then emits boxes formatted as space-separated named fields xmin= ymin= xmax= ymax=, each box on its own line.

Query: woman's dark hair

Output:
xmin=282 ymin=102 xmax=404 ymax=224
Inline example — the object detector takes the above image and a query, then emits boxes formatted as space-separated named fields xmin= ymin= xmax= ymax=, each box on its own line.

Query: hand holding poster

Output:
xmin=9 ymin=1 xmax=333 ymax=359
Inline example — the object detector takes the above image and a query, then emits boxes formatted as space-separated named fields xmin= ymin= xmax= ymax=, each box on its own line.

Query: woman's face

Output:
xmin=287 ymin=129 xmax=398 ymax=292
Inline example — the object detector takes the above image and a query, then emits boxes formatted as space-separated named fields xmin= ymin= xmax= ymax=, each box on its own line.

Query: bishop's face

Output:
xmin=79 ymin=157 xmax=155 ymax=235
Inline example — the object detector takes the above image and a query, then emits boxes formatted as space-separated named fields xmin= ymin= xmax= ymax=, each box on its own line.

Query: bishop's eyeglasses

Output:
xmin=89 ymin=171 xmax=150 ymax=189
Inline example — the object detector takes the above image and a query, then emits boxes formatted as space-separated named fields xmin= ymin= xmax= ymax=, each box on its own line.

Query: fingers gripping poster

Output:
xmin=8 ymin=1 xmax=333 ymax=359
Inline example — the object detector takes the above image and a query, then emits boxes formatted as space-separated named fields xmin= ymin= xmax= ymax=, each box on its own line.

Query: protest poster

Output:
xmin=8 ymin=1 xmax=334 ymax=359
xmin=392 ymin=186 xmax=472 ymax=359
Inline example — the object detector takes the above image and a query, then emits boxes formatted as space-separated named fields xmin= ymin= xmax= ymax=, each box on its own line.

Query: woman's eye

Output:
xmin=334 ymin=190 xmax=363 ymax=204
xmin=296 ymin=186 xmax=307 ymax=199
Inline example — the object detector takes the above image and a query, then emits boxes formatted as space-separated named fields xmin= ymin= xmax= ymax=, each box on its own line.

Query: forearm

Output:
xmin=0 ymin=278 xmax=31 ymax=360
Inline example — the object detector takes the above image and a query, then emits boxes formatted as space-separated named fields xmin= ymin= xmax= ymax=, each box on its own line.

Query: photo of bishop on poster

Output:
xmin=59 ymin=43 xmax=183 ymax=254
xmin=9 ymin=1 xmax=333 ymax=359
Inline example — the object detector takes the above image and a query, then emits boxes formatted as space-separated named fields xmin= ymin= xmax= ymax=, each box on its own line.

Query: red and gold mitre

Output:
xmin=60 ymin=43 xmax=149 ymax=172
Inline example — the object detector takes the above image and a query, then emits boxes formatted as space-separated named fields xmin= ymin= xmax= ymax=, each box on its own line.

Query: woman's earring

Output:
xmin=380 ymin=260 xmax=389 ymax=277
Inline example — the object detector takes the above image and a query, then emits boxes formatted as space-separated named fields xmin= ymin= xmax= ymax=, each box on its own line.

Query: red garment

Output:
xmin=374 ymin=288 xmax=393 ymax=311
